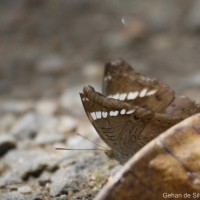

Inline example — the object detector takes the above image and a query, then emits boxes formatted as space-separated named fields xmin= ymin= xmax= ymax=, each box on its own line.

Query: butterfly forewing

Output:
xmin=80 ymin=92 xmax=121 ymax=152
xmin=80 ymin=86 xmax=155 ymax=163
xmin=103 ymin=60 xmax=175 ymax=112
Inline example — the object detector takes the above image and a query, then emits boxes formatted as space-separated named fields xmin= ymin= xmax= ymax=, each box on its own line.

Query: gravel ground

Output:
xmin=0 ymin=0 xmax=200 ymax=199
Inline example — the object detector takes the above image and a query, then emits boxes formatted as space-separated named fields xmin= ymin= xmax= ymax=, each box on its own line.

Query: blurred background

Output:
xmin=0 ymin=0 xmax=200 ymax=199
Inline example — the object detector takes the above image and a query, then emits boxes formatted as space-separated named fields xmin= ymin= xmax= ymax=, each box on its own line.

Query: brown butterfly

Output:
xmin=80 ymin=60 xmax=200 ymax=164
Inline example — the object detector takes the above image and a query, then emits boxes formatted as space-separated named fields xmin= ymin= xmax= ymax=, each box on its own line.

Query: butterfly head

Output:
xmin=104 ymin=149 xmax=115 ymax=160
xmin=105 ymin=149 xmax=132 ymax=164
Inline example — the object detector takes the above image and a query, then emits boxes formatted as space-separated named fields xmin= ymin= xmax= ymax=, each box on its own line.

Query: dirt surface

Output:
xmin=0 ymin=0 xmax=200 ymax=199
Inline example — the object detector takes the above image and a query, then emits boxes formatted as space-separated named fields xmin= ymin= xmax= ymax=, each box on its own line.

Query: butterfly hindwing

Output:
xmin=165 ymin=96 xmax=200 ymax=118
xmin=103 ymin=60 xmax=175 ymax=112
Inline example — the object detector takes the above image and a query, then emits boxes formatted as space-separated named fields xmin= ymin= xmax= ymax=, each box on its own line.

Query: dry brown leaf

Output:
xmin=95 ymin=113 xmax=200 ymax=200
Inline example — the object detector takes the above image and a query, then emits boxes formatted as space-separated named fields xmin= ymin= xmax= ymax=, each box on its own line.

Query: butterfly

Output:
xmin=80 ymin=60 xmax=200 ymax=164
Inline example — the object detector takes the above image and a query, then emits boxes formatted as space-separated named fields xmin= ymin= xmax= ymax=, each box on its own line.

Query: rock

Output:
xmin=35 ymin=99 xmax=58 ymax=116
xmin=3 ymin=149 xmax=59 ymax=181
xmin=104 ymin=32 xmax=131 ymax=49
xmin=38 ymin=171 xmax=52 ymax=186
xmin=50 ymin=154 xmax=108 ymax=197
xmin=0 ymin=171 xmax=21 ymax=187
xmin=52 ymin=195 xmax=68 ymax=200
xmin=36 ymin=54 xmax=66 ymax=75
xmin=0 ymin=100 xmax=33 ymax=114
xmin=123 ymin=19 xmax=149 ymax=40
xmin=50 ymin=167 xmax=86 ymax=197
xmin=34 ymin=131 xmax=65 ymax=145
xmin=56 ymin=116 xmax=77 ymax=134
xmin=60 ymin=86 xmax=85 ymax=116
xmin=0 ymin=191 xmax=42 ymax=200
xmin=11 ymin=113 xmax=58 ymax=140
xmin=18 ymin=185 xmax=32 ymax=194
xmin=82 ymin=62 xmax=103 ymax=81
xmin=0 ymin=114 xmax=16 ymax=132
xmin=38 ymin=116 xmax=58 ymax=133
xmin=10 ymin=113 xmax=41 ymax=140
xmin=185 ymin=0 xmax=200 ymax=31
xmin=143 ymin=0 xmax=181 ymax=30
xmin=66 ymin=135 xmax=96 ymax=149
xmin=0 ymin=134 xmax=16 ymax=156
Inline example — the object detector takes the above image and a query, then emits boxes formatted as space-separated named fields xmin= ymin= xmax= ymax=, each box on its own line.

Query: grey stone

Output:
xmin=0 ymin=134 xmax=16 ymax=156
xmin=56 ymin=116 xmax=77 ymax=134
xmin=60 ymin=86 xmax=84 ymax=116
xmin=11 ymin=113 xmax=58 ymax=140
xmin=185 ymin=0 xmax=200 ymax=31
xmin=52 ymin=195 xmax=68 ymax=200
xmin=18 ymin=185 xmax=32 ymax=194
xmin=82 ymin=62 xmax=103 ymax=80
xmin=50 ymin=155 xmax=108 ymax=197
xmin=35 ymin=100 xmax=58 ymax=116
xmin=50 ymin=167 xmax=86 ymax=197
xmin=0 ymin=100 xmax=33 ymax=114
xmin=11 ymin=113 xmax=42 ymax=140
xmin=0 ymin=191 xmax=42 ymax=200
xmin=0 ymin=171 xmax=21 ymax=187
xmin=38 ymin=171 xmax=52 ymax=186
xmin=66 ymin=135 xmax=96 ymax=149
xmin=36 ymin=54 xmax=66 ymax=75
xmin=104 ymin=32 xmax=131 ymax=49
xmin=0 ymin=114 xmax=16 ymax=132
xmin=3 ymin=149 xmax=59 ymax=181
xmin=34 ymin=132 xmax=65 ymax=145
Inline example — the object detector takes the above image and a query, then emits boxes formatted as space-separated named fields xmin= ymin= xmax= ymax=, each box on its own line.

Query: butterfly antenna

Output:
xmin=76 ymin=133 xmax=108 ymax=150
xmin=55 ymin=147 xmax=105 ymax=151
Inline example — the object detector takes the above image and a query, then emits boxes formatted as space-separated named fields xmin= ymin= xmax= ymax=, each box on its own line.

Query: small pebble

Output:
xmin=57 ymin=116 xmax=77 ymax=134
xmin=18 ymin=185 xmax=32 ymax=194
xmin=35 ymin=99 xmax=58 ymax=116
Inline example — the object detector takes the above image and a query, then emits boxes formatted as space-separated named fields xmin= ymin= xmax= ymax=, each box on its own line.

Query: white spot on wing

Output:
xmin=120 ymin=109 xmax=126 ymax=114
xmin=119 ymin=93 xmax=127 ymax=100
xmin=110 ymin=111 xmax=119 ymax=116
xmin=96 ymin=111 xmax=102 ymax=119
xmin=108 ymin=93 xmax=120 ymax=100
xmin=139 ymin=88 xmax=148 ymax=97
xmin=113 ymin=93 xmax=120 ymax=99
xmin=91 ymin=112 xmax=96 ymax=120
xmin=146 ymin=89 xmax=157 ymax=96
xmin=113 ymin=111 xmax=119 ymax=116
xmin=102 ymin=112 xmax=108 ymax=118
xmin=126 ymin=109 xmax=135 ymax=114
xmin=104 ymin=75 xmax=112 ymax=81
xmin=127 ymin=92 xmax=138 ymax=100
